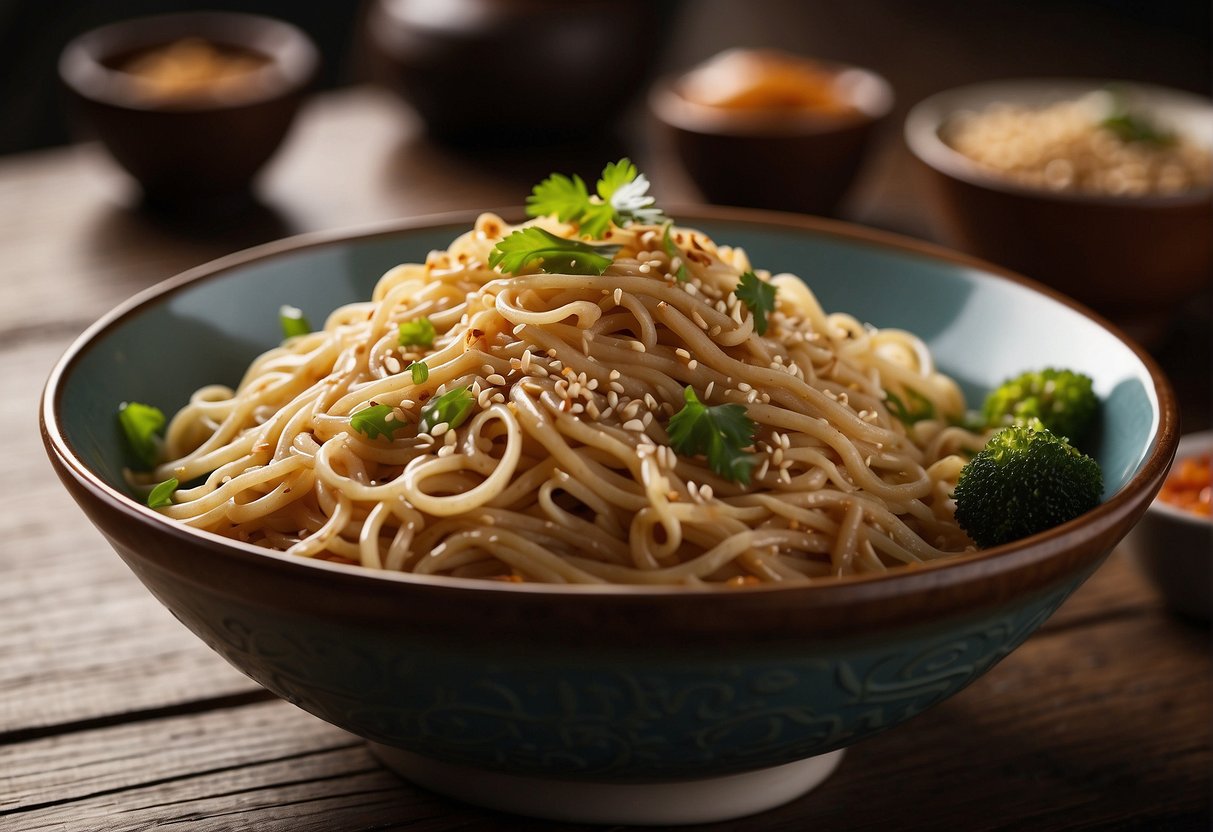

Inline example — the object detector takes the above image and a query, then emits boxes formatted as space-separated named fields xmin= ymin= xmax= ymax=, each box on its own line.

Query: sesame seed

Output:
xmin=687 ymin=360 xmax=698 ymax=371
xmin=512 ymin=323 xmax=526 ymax=335
xmin=491 ymin=393 xmax=505 ymax=404
xmin=521 ymin=349 xmax=533 ymax=371
xmin=384 ymin=356 xmax=402 ymax=374
xmin=481 ymin=364 xmax=494 ymax=375
xmin=487 ymin=373 xmax=506 ymax=386
xmin=757 ymin=458 xmax=771 ymax=479
xmin=613 ymin=288 xmax=623 ymax=305
xmin=691 ymin=310 xmax=708 ymax=329
xmin=438 ymin=445 xmax=455 ymax=458
xmin=639 ymin=264 xmax=651 ymax=274
xmin=609 ymin=381 xmax=625 ymax=395
xmin=630 ymin=341 xmax=646 ymax=352
xmin=607 ymin=390 xmax=619 ymax=408
xmin=623 ymin=419 xmax=645 ymax=432
xmin=709 ymin=325 xmax=722 ymax=337
xmin=675 ymin=348 xmax=691 ymax=360
xmin=431 ymin=422 xmax=449 ymax=436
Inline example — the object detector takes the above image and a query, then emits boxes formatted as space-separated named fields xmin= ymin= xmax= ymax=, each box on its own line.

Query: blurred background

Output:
xmin=3 ymin=0 xmax=1209 ymax=156
xmin=2 ymin=0 xmax=1210 ymax=424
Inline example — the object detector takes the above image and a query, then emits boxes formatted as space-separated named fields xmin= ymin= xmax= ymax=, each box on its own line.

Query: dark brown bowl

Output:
xmin=59 ymin=12 xmax=319 ymax=202
xmin=364 ymin=0 xmax=675 ymax=146
xmin=905 ymin=79 xmax=1213 ymax=335
xmin=650 ymin=52 xmax=894 ymax=216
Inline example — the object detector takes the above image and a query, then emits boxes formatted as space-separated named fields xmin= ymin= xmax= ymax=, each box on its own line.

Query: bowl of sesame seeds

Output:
xmin=906 ymin=78 xmax=1213 ymax=338
xmin=42 ymin=204 xmax=1175 ymax=824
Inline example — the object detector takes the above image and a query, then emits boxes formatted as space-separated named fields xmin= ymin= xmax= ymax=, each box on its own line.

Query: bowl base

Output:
xmin=369 ymin=743 xmax=846 ymax=825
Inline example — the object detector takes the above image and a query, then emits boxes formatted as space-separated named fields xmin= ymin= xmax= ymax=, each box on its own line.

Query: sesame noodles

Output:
xmin=142 ymin=214 xmax=982 ymax=584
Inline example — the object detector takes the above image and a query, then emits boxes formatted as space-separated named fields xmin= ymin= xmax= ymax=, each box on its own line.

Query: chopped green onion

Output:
xmin=279 ymin=305 xmax=311 ymax=339
xmin=118 ymin=401 xmax=165 ymax=469
xmin=351 ymin=403 xmax=399 ymax=440
xmin=398 ymin=317 xmax=436 ymax=348
xmin=420 ymin=386 xmax=475 ymax=433
xmin=146 ymin=478 xmax=178 ymax=508
xmin=409 ymin=361 xmax=429 ymax=384
xmin=661 ymin=222 xmax=690 ymax=283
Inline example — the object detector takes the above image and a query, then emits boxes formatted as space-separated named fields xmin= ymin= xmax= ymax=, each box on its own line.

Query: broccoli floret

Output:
xmin=982 ymin=368 xmax=1098 ymax=443
xmin=953 ymin=422 xmax=1103 ymax=548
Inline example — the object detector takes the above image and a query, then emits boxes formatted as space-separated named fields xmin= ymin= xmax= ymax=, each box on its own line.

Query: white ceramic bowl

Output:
xmin=1122 ymin=430 xmax=1212 ymax=620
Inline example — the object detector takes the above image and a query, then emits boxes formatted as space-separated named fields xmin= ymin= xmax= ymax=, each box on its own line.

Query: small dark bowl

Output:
xmin=905 ymin=79 xmax=1213 ymax=336
xmin=650 ymin=52 xmax=894 ymax=216
xmin=364 ymin=0 xmax=674 ymax=147
xmin=59 ymin=12 xmax=319 ymax=202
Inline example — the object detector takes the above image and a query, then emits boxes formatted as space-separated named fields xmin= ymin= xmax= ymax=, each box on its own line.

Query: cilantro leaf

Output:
xmin=735 ymin=271 xmax=778 ymax=336
xmin=526 ymin=172 xmax=593 ymax=223
xmin=351 ymin=403 xmax=400 ymax=440
xmin=666 ymin=387 xmax=757 ymax=485
xmin=885 ymin=388 xmax=937 ymax=427
xmin=118 ymin=401 xmax=165 ymax=469
xmin=661 ymin=222 xmax=690 ymax=283
xmin=409 ymin=360 xmax=429 ymax=384
xmin=279 ymin=305 xmax=310 ymax=339
xmin=146 ymin=477 xmax=178 ymax=508
xmin=489 ymin=227 xmax=620 ymax=275
xmin=523 ymin=158 xmax=663 ymax=239
xmin=398 ymin=317 xmax=436 ymax=348
xmin=420 ymin=386 xmax=475 ymax=433
xmin=598 ymin=158 xmax=664 ymax=229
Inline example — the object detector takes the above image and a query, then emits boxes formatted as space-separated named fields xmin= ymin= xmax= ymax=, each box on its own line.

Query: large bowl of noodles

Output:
xmin=41 ymin=206 xmax=1176 ymax=825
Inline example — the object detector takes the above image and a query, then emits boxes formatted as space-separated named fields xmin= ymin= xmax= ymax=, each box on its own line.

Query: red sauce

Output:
xmin=1158 ymin=453 xmax=1212 ymax=517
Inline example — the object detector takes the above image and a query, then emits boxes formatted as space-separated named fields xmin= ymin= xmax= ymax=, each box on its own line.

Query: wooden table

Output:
xmin=2 ymin=85 xmax=1209 ymax=831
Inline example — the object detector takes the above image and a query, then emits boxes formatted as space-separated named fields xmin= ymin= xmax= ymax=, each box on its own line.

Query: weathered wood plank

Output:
xmin=1 ymin=575 xmax=1206 ymax=831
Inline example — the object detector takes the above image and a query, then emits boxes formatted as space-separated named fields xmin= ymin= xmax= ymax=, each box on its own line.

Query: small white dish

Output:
xmin=1122 ymin=430 xmax=1212 ymax=620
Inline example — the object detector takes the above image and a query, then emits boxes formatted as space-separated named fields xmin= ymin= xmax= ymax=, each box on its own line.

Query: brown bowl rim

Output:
xmin=649 ymin=55 xmax=894 ymax=137
xmin=904 ymin=77 xmax=1213 ymax=208
xmin=58 ymin=11 xmax=319 ymax=112
xmin=41 ymin=206 xmax=1178 ymax=608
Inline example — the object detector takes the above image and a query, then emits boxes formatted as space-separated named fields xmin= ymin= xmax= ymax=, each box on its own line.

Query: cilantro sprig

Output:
xmin=398 ymin=317 xmax=436 ymax=348
xmin=526 ymin=158 xmax=664 ymax=239
xmin=735 ymin=271 xmax=778 ymax=336
xmin=420 ymin=386 xmax=475 ymax=433
xmin=146 ymin=478 xmax=178 ymax=509
xmin=489 ymin=227 xmax=620 ymax=276
xmin=118 ymin=401 xmax=165 ymax=470
xmin=667 ymin=387 xmax=758 ymax=485
xmin=279 ymin=305 xmax=310 ymax=339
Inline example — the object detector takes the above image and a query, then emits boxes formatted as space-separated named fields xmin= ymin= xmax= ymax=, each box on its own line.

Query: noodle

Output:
xmin=138 ymin=214 xmax=985 ymax=584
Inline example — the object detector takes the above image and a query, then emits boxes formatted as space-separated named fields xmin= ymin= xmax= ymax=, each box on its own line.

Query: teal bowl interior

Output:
xmin=61 ymin=213 xmax=1158 ymax=503
xmin=44 ymin=209 xmax=1171 ymax=787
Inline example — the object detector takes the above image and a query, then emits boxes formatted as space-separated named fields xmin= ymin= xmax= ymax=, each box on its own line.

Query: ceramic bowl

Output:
xmin=364 ymin=0 xmax=676 ymax=146
xmin=59 ymin=12 xmax=319 ymax=202
xmin=1121 ymin=430 xmax=1212 ymax=621
xmin=41 ymin=208 xmax=1177 ymax=824
xmin=905 ymin=79 xmax=1213 ymax=337
xmin=650 ymin=52 xmax=894 ymax=216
